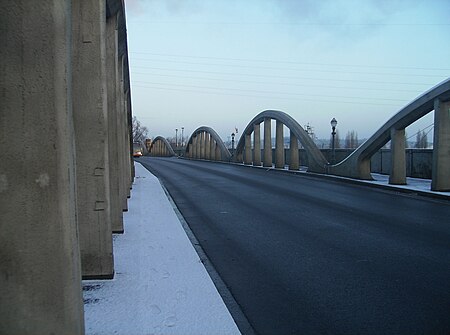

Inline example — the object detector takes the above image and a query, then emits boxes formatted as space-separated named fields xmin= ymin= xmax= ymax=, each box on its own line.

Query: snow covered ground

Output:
xmin=83 ymin=163 xmax=241 ymax=335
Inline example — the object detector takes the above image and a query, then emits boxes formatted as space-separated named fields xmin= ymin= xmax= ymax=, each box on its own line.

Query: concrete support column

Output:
xmin=215 ymin=143 xmax=221 ymax=161
xmin=192 ymin=137 xmax=197 ymax=158
xmin=205 ymin=133 xmax=211 ymax=160
xmin=210 ymin=139 xmax=216 ymax=160
xmin=432 ymin=99 xmax=450 ymax=191
xmin=72 ymin=0 xmax=113 ymax=279
xmin=200 ymin=132 xmax=206 ymax=159
xmin=244 ymin=133 xmax=252 ymax=165
xmin=275 ymin=121 xmax=285 ymax=169
xmin=0 ymin=1 xmax=84 ymax=333
xmin=106 ymin=13 xmax=123 ymax=233
xmin=196 ymin=133 xmax=200 ymax=158
xmin=118 ymin=55 xmax=128 ymax=211
xmin=289 ymin=132 xmax=300 ymax=170
xmin=389 ymin=128 xmax=406 ymax=185
xmin=253 ymin=124 xmax=261 ymax=166
xmin=263 ymin=118 xmax=272 ymax=167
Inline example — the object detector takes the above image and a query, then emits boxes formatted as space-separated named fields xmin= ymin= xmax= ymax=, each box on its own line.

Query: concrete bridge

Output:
xmin=151 ymin=78 xmax=449 ymax=192
xmin=1 ymin=1 xmax=132 ymax=334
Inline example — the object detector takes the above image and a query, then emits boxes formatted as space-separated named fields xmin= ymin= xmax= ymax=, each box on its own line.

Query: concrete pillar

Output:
xmin=200 ymin=132 xmax=206 ymax=159
xmin=72 ymin=0 xmax=113 ymax=279
xmin=253 ymin=124 xmax=261 ymax=166
xmin=289 ymin=132 xmax=300 ymax=170
xmin=244 ymin=133 xmax=252 ymax=165
xmin=275 ymin=120 xmax=285 ymax=169
xmin=106 ymin=13 xmax=123 ymax=233
xmin=215 ymin=143 xmax=221 ymax=161
xmin=263 ymin=118 xmax=272 ymax=167
xmin=432 ymin=99 xmax=450 ymax=191
xmin=118 ymin=55 xmax=128 ymax=211
xmin=192 ymin=137 xmax=196 ymax=158
xmin=210 ymin=139 xmax=216 ymax=160
xmin=389 ymin=128 xmax=406 ymax=185
xmin=196 ymin=134 xmax=201 ymax=158
xmin=205 ymin=133 xmax=211 ymax=160
xmin=0 ymin=1 xmax=84 ymax=333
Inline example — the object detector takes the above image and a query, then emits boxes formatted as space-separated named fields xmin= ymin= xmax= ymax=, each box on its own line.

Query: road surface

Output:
xmin=139 ymin=157 xmax=450 ymax=335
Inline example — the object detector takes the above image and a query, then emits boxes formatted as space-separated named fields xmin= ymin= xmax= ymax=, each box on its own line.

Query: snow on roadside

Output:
xmin=83 ymin=163 xmax=241 ymax=335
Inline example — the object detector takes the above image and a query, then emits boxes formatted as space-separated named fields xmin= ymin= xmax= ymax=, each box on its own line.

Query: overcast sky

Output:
xmin=125 ymin=0 xmax=449 ymax=142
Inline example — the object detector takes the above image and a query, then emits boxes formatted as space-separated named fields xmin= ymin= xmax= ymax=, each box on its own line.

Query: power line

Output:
xmin=130 ymin=51 xmax=450 ymax=72
xmin=132 ymin=80 xmax=408 ymax=102
xmin=130 ymin=67 xmax=434 ymax=86
xmin=130 ymin=57 xmax=445 ymax=78
xmin=131 ymin=71 xmax=421 ymax=94
xmin=132 ymin=83 xmax=400 ymax=107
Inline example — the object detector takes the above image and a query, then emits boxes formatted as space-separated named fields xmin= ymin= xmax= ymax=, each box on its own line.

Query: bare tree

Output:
xmin=415 ymin=130 xmax=428 ymax=148
xmin=132 ymin=116 xmax=148 ymax=143
xmin=345 ymin=130 xmax=359 ymax=148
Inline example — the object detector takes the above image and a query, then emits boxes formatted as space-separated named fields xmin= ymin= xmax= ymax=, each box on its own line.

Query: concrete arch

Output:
xmin=185 ymin=126 xmax=232 ymax=161
xmin=330 ymin=78 xmax=450 ymax=188
xmin=149 ymin=136 xmax=176 ymax=157
xmin=235 ymin=110 xmax=328 ymax=173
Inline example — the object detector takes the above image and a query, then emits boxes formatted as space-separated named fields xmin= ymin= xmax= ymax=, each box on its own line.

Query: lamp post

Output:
xmin=231 ymin=132 xmax=235 ymax=153
xmin=181 ymin=127 xmax=184 ymax=147
xmin=175 ymin=128 xmax=178 ymax=147
xmin=330 ymin=118 xmax=337 ymax=164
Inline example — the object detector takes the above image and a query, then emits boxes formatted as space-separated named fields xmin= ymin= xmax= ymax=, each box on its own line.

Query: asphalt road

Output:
xmin=139 ymin=157 xmax=450 ymax=335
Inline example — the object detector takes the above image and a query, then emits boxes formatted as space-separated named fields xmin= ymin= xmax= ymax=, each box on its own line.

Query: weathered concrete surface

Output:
xmin=289 ymin=133 xmax=299 ymax=170
xmin=244 ymin=133 xmax=252 ymax=165
xmin=253 ymin=124 xmax=262 ymax=166
xmin=106 ymin=13 xmax=124 ymax=233
xmin=275 ymin=120 xmax=285 ymax=169
xmin=389 ymin=128 xmax=406 ymax=185
xmin=263 ymin=118 xmax=272 ymax=167
xmin=72 ymin=0 xmax=114 ymax=279
xmin=432 ymin=99 xmax=450 ymax=191
xmin=0 ymin=1 xmax=85 ymax=333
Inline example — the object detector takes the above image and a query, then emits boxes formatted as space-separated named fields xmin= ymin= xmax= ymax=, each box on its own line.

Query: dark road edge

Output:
xmin=140 ymin=162 xmax=257 ymax=335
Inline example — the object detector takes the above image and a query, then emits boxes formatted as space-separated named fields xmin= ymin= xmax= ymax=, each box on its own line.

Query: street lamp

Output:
xmin=175 ymin=128 xmax=178 ymax=147
xmin=231 ymin=132 xmax=235 ymax=153
xmin=330 ymin=118 xmax=337 ymax=164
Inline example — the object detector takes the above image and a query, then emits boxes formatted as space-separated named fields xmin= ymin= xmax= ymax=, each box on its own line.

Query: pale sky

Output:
xmin=125 ymin=0 xmax=449 ymax=142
